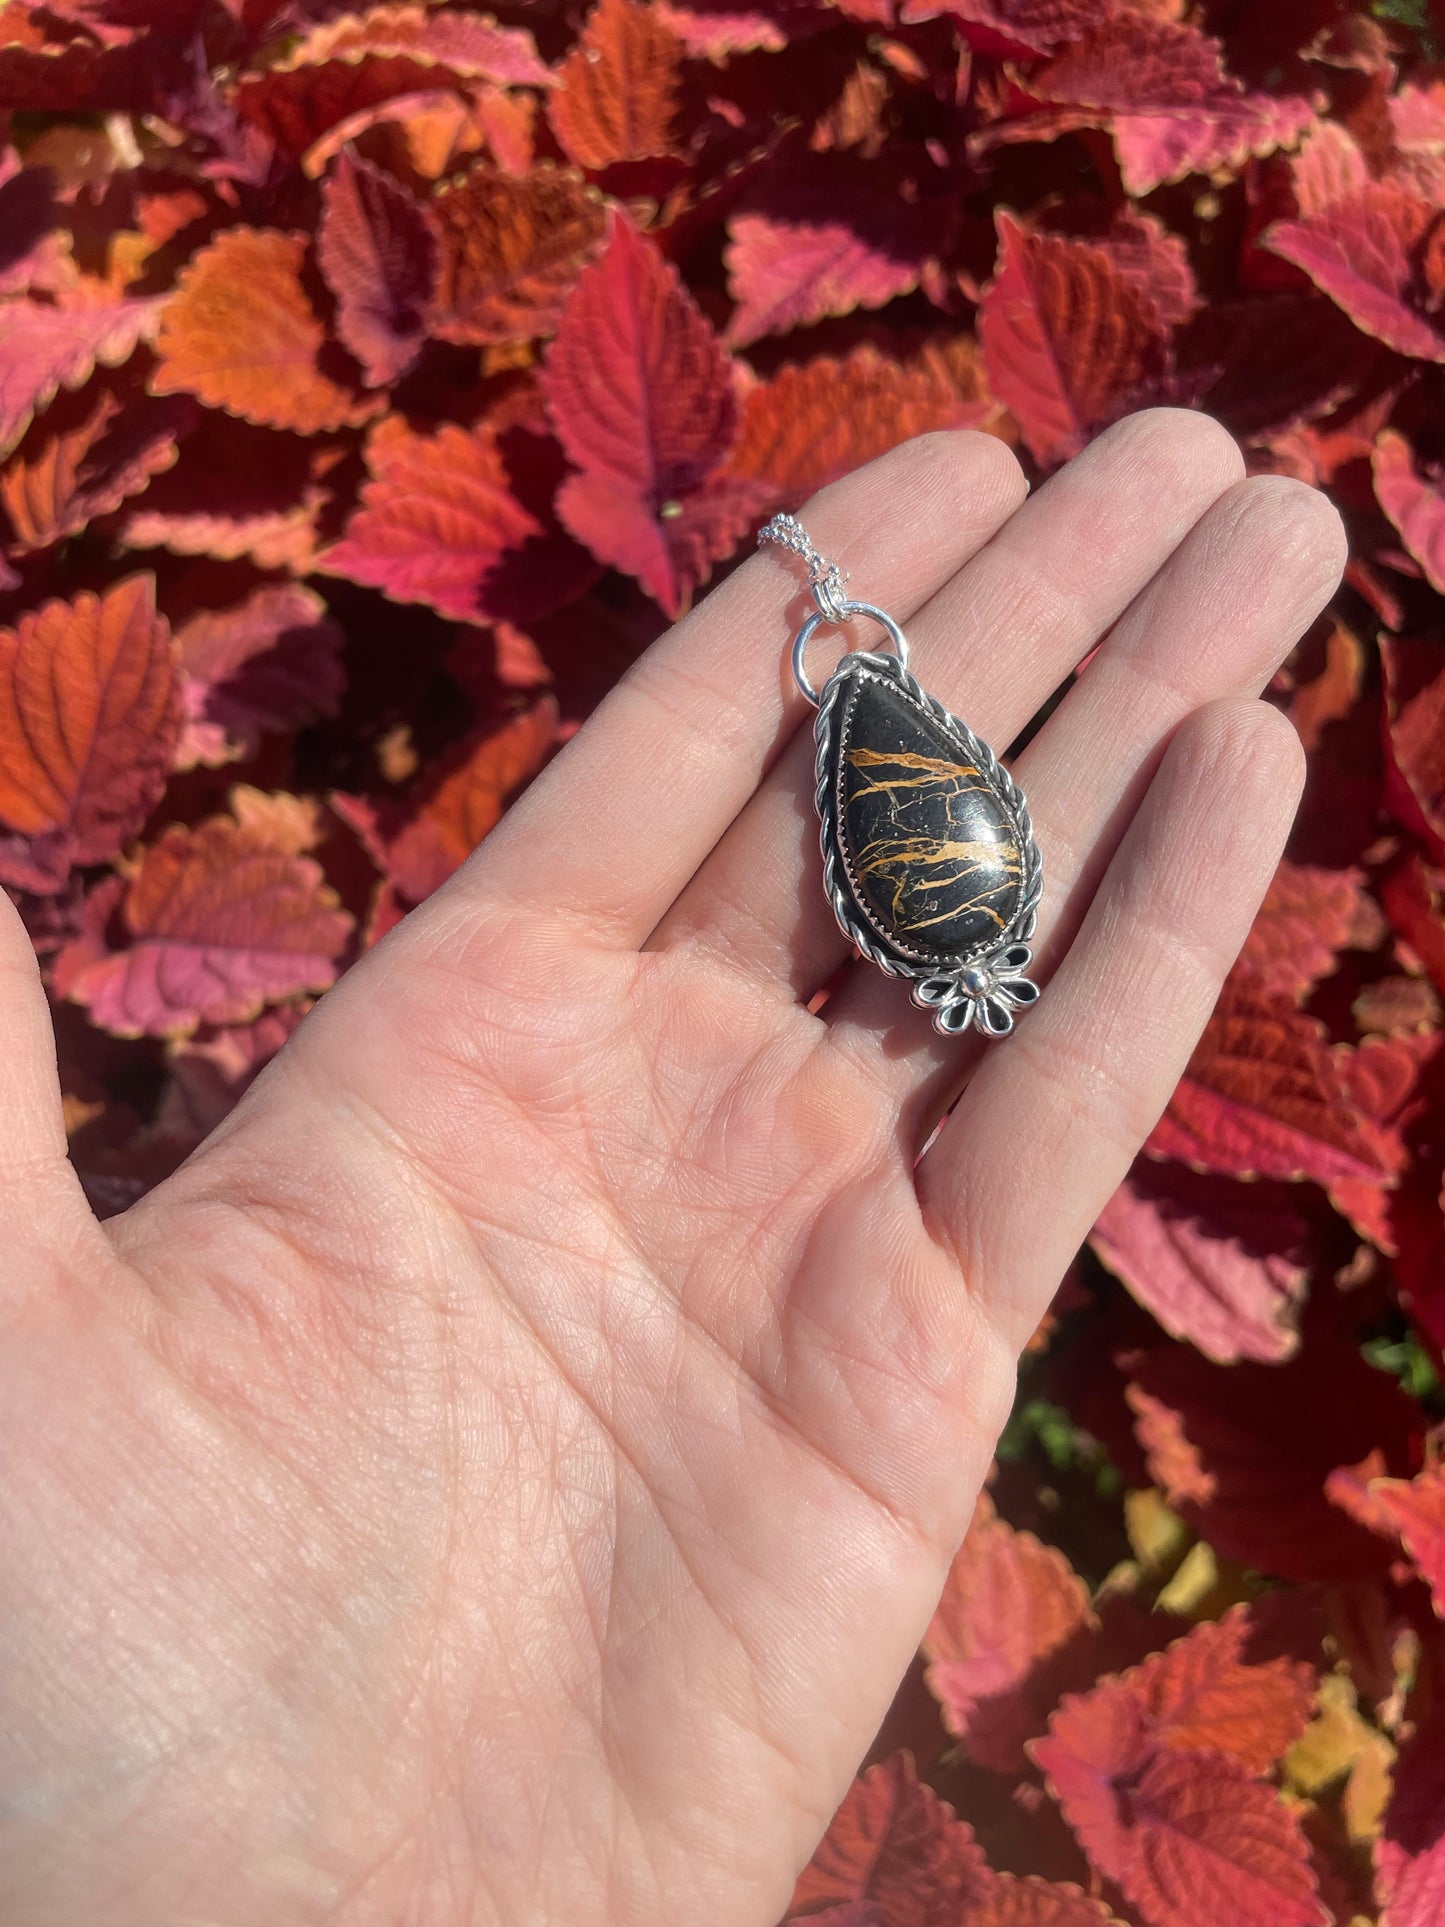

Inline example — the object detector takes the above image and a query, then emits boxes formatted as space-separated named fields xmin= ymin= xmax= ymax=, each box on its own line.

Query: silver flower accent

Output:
xmin=910 ymin=943 xmax=1040 ymax=1038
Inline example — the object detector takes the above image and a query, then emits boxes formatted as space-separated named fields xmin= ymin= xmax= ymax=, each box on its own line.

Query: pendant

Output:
xmin=761 ymin=514 xmax=1043 ymax=1038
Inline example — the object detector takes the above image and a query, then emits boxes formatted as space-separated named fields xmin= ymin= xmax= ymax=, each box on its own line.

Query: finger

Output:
xmin=456 ymin=430 xmax=1028 ymax=944
xmin=0 ymin=892 xmax=91 ymax=1244
xmin=917 ymin=698 xmax=1306 ymax=1356
xmin=649 ymin=409 xmax=1245 ymax=997
xmin=824 ymin=475 xmax=1347 ymax=1099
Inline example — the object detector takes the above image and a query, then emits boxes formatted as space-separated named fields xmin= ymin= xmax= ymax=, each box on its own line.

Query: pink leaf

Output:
xmin=56 ymin=793 xmax=354 ymax=1039
xmin=0 ymin=296 xmax=159 ymax=459
xmin=175 ymin=584 xmax=346 ymax=769
xmin=1374 ymin=428 xmax=1445 ymax=596
xmin=725 ymin=158 xmax=939 ymax=345
xmin=316 ymin=150 xmax=438 ymax=387
xmin=1376 ymin=1710 xmax=1445 ymax=1927
xmin=1091 ymin=1165 xmax=1308 ymax=1365
xmin=1027 ymin=15 xmax=1316 ymax=196
xmin=1266 ymin=182 xmax=1445 ymax=363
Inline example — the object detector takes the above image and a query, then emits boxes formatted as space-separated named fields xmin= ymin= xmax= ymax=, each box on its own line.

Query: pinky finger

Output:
xmin=916 ymin=697 xmax=1305 ymax=1356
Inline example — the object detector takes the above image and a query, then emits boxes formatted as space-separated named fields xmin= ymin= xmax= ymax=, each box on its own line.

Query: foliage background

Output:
xmin=3 ymin=0 xmax=1445 ymax=1919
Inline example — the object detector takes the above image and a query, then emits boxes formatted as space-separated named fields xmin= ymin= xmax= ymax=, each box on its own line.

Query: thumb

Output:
xmin=0 ymin=891 xmax=87 ymax=1227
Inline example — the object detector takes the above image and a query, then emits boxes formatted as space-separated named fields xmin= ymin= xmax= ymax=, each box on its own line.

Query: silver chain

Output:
xmin=757 ymin=513 xmax=851 ymax=623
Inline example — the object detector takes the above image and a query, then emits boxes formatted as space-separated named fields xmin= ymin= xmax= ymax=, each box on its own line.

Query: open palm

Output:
xmin=0 ymin=412 xmax=1345 ymax=1925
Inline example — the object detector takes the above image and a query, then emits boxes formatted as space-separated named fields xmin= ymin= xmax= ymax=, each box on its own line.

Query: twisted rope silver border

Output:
xmin=813 ymin=651 xmax=1044 ymax=988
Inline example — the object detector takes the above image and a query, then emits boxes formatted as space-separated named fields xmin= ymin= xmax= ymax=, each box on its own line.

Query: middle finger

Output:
xmin=647 ymin=409 xmax=1245 ymax=998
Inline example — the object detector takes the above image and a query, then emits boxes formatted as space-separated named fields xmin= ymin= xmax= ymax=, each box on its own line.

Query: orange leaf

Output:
xmin=1 ymin=379 xmax=188 ymax=553
xmin=1130 ymin=1607 xmax=1316 ymax=1773
xmin=382 ymin=699 xmax=560 ymax=901
xmin=152 ymin=228 xmax=380 ymax=435
xmin=0 ymin=576 xmax=178 ymax=893
xmin=728 ymin=340 xmax=1002 ymax=508
xmin=549 ymin=0 xmax=683 ymax=171
xmin=1369 ymin=1463 xmax=1445 ymax=1618
xmin=433 ymin=163 xmax=607 ymax=345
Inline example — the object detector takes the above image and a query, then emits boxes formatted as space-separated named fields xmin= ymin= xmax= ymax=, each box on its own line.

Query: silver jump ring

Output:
xmin=791 ymin=602 xmax=910 ymax=708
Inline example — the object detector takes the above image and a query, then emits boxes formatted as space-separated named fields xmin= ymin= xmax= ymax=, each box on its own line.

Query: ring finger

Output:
xmin=823 ymin=473 xmax=1347 ymax=1122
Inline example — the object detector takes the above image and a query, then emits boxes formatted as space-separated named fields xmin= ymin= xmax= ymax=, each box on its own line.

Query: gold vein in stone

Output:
xmin=846 ymin=744 xmax=1019 ymax=937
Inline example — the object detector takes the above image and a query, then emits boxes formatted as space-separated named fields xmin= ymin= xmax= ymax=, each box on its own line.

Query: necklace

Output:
xmin=760 ymin=513 xmax=1043 ymax=1039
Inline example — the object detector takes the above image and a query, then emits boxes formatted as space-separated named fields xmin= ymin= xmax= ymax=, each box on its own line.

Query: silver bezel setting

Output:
xmin=814 ymin=649 xmax=1043 ymax=1038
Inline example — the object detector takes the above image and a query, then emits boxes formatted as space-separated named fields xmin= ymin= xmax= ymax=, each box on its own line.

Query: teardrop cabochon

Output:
xmin=813 ymin=652 xmax=1041 ymax=976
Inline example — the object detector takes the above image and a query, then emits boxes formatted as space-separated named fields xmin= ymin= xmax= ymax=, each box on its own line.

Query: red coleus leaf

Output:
xmin=971 ymin=1876 xmax=1122 ymax=1926
xmin=1382 ymin=636 xmax=1445 ymax=862
xmin=55 ymin=789 xmax=354 ymax=1039
xmin=152 ymin=228 xmax=380 ymax=434
xmin=1379 ymin=852 xmax=1445 ymax=1000
xmin=1033 ymin=1678 xmax=1327 ymax=1927
xmin=0 ymin=576 xmax=178 ymax=894
xmin=0 ymin=377 xmax=189 ymax=554
xmin=549 ymin=0 xmax=684 ymax=171
xmin=1266 ymin=180 xmax=1445 ymax=364
xmin=1126 ymin=1338 xmax=1422 ymax=1583
xmin=727 ymin=339 xmax=1001 ymax=507
xmin=359 ymin=698 xmax=559 ymax=902
xmin=1328 ymin=1030 xmax=1437 ymax=1251
xmin=787 ymin=1752 xmax=991 ymax=1923
xmin=1091 ymin=206 xmax=1200 ymax=331
xmin=1368 ymin=1463 xmax=1445 ymax=1618
xmin=1238 ymin=858 xmax=1364 ymax=998
xmin=118 ymin=414 xmax=335 ymax=573
xmin=544 ymin=213 xmax=754 ymax=614
xmin=1389 ymin=76 xmax=1445 ymax=202
xmin=174 ymin=583 xmax=345 ymax=769
xmin=0 ymin=152 xmax=66 ymax=298
xmin=1376 ymin=1709 xmax=1445 ymax=1927
xmin=978 ymin=211 xmax=1166 ymax=469
xmin=1144 ymin=974 xmax=1388 ymax=1187
xmin=908 ymin=0 xmax=1110 ymax=60
xmin=654 ymin=0 xmax=830 ymax=59
xmin=922 ymin=1495 xmax=1094 ymax=1772
xmin=432 ymin=164 xmax=607 ymax=346
xmin=1127 ymin=1607 xmax=1316 ymax=1773
xmin=1022 ymin=15 xmax=1316 ymax=197
xmin=0 ymin=295 xmax=159 ymax=459
xmin=1091 ymin=1164 xmax=1308 ymax=1365
xmin=316 ymin=150 xmax=438 ymax=387
xmin=235 ymin=3 xmax=549 ymax=157
xmin=320 ymin=414 xmax=552 ymax=623
xmin=725 ymin=158 xmax=941 ymax=346
xmin=1287 ymin=120 xmax=1370 ymax=221
xmin=1374 ymin=429 xmax=1445 ymax=598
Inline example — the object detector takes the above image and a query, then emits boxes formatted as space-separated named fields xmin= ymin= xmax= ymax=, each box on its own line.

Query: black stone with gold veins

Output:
xmin=833 ymin=667 xmax=1024 ymax=963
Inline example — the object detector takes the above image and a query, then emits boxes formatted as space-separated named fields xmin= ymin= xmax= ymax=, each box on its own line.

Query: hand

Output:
xmin=0 ymin=412 xmax=1345 ymax=1925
